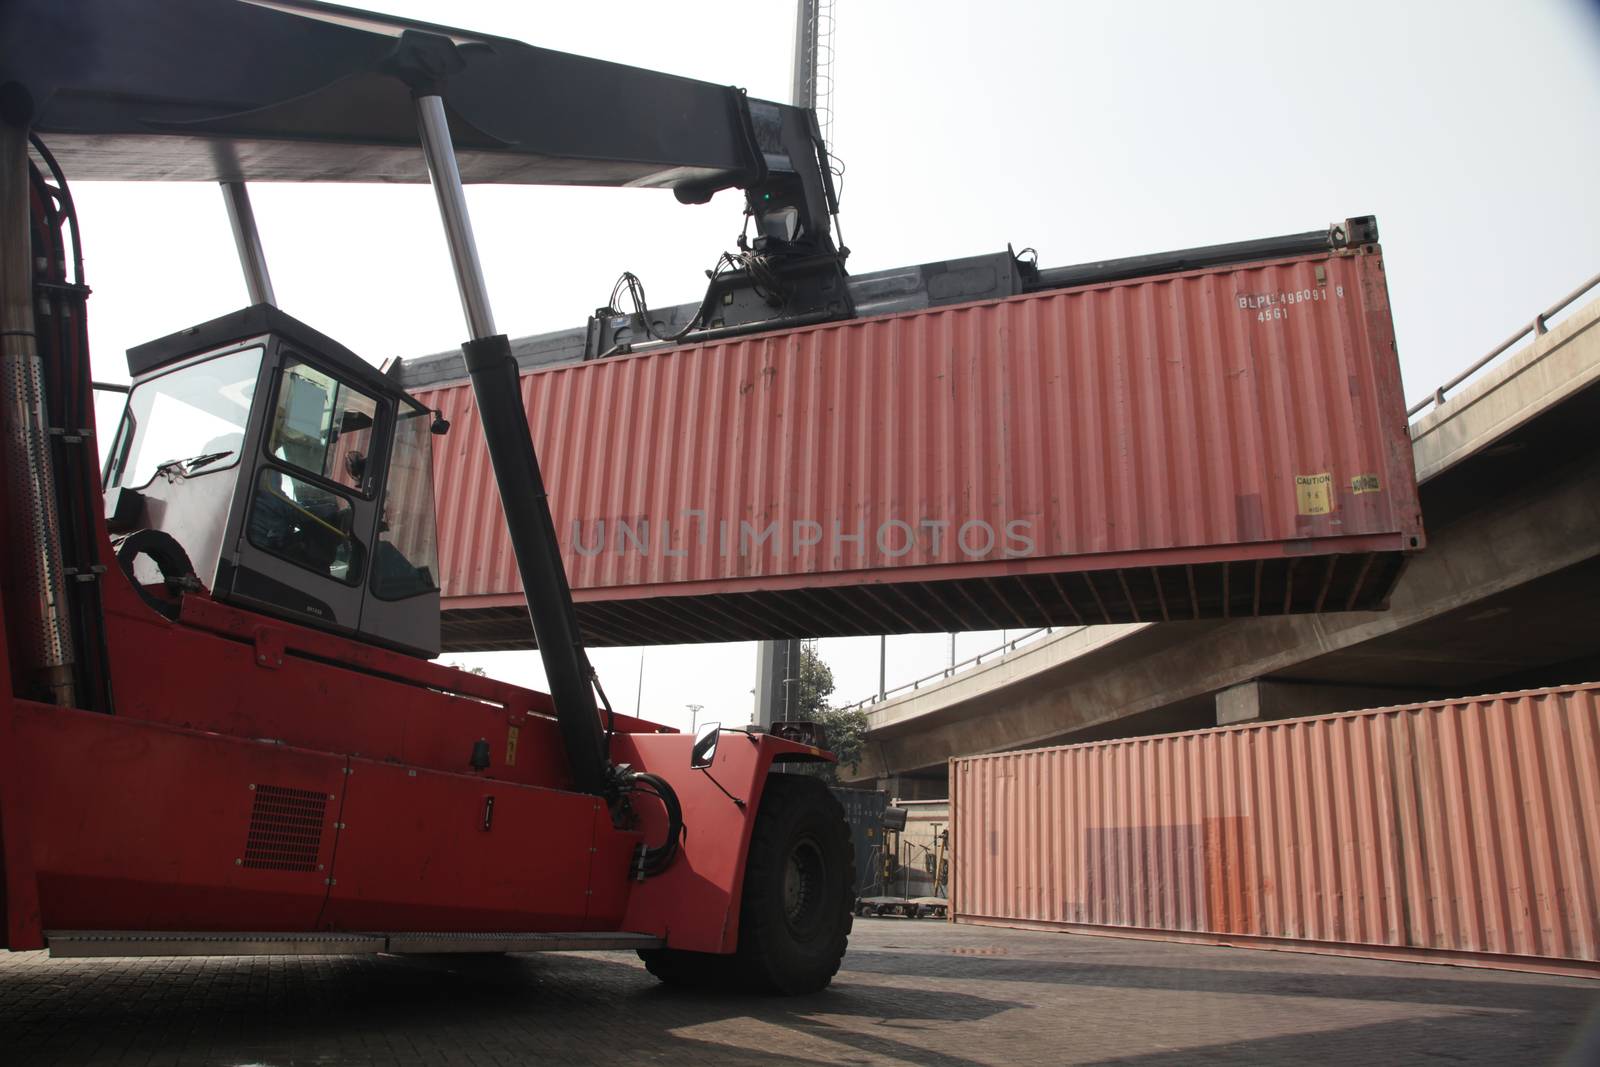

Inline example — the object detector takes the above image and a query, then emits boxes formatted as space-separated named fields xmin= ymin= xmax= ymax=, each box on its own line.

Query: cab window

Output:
xmin=265 ymin=357 xmax=379 ymax=496
xmin=371 ymin=404 xmax=440 ymax=600
xmin=246 ymin=468 xmax=363 ymax=585
xmin=107 ymin=346 xmax=262 ymax=489
xmin=247 ymin=358 xmax=379 ymax=584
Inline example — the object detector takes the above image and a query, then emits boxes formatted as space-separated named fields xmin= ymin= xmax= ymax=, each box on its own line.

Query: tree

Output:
xmin=791 ymin=640 xmax=834 ymax=719
xmin=792 ymin=642 xmax=868 ymax=782
xmin=804 ymin=704 xmax=869 ymax=782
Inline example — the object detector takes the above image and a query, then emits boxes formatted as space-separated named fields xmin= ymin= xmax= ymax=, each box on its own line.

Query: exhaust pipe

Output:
xmin=0 ymin=112 xmax=75 ymax=705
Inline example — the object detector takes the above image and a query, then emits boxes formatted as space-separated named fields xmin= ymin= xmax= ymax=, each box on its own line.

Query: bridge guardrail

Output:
xmin=1408 ymin=270 xmax=1600 ymax=418
xmin=842 ymin=626 xmax=1090 ymax=712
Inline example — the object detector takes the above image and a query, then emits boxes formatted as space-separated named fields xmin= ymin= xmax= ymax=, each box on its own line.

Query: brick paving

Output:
xmin=1 ymin=920 xmax=1596 ymax=1065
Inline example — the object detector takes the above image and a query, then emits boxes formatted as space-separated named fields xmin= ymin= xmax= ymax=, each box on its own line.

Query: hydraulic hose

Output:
xmin=625 ymin=770 xmax=682 ymax=878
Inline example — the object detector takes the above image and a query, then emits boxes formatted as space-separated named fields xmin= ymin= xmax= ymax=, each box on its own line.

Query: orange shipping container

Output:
xmin=949 ymin=684 xmax=1600 ymax=978
xmin=417 ymin=242 xmax=1424 ymax=649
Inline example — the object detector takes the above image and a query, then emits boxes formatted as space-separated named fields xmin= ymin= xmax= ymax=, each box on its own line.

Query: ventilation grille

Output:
xmin=242 ymin=784 xmax=327 ymax=872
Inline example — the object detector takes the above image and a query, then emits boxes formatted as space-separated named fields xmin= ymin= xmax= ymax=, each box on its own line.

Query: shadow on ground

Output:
xmin=843 ymin=948 xmax=1596 ymax=1013
xmin=0 ymin=951 xmax=1008 ymax=1067
xmin=2 ymin=929 xmax=1596 ymax=1066
xmin=1084 ymin=1008 xmax=1600 ymax=1067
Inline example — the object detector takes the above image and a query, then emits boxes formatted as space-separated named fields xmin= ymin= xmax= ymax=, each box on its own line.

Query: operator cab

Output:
xmin=103 ymin=305 xmax=443 ymax=657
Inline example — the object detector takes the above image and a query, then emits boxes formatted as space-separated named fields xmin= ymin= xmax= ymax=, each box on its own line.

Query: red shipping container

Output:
xmin=416 ymin=243 xmax=1423 ymax=650
xmin=949 ymin=683 xmax=1600 ymax=979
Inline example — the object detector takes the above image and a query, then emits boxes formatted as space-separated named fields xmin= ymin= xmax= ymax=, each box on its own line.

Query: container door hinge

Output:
xmin=48 ymin=426 xmax=95 ymax=444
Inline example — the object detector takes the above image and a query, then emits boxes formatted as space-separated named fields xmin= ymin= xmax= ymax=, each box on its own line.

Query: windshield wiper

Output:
xmin=184 ymin=450 xmax=234 ymax=471
xmin=156 ymin=450 xmax=234 ymax=476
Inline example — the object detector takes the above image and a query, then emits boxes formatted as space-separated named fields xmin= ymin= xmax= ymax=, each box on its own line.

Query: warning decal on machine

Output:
xmin=505 ymin=725 xmax=520 ymax=767
xmin=1295 ymin=473 xmax=1333 ymax=516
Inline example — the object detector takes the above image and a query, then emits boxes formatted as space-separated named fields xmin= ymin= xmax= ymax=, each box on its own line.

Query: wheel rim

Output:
xmin=781 ymin=833 xmax=828 ymax=940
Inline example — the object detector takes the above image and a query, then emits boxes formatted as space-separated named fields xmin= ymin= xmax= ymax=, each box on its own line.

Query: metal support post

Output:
xmin=781 ymin=639 xmax=794 ymax=719
xmin=416 ymin=96 xmax=496 ymax=340
xmin=413 ymin=91 xmax=609 ymax=796
xmin=220 ymin=181 xmax=276 ymax=307
xmin=752 ymin=0 xmax=831 ymax=731
xmin=790 ymin=0 xmax=821 ymax=112
xmin=755 ymin=637 xmax=802 ymax=726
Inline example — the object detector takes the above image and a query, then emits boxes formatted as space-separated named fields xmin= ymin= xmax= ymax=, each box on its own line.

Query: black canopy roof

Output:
xmin=1 ymin=0 xmax=764 ymax=190
xmin=125 ymin=303 xmax=415 ymax=411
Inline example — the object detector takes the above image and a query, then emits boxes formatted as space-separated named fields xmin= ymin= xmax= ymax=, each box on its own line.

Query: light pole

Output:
xmin=687 ymin=703 xmax=705 ymax=733
xmin=878 ymin=635 xmax=886 ymax=701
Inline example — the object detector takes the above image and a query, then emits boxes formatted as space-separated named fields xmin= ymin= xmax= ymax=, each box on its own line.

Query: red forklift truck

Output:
xmin=0 ymin=0 xmax=857 ymax=994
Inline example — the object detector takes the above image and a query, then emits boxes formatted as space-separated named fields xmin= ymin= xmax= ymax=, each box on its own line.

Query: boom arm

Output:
xmin=1 ymin=0 xmax=845 ymax=269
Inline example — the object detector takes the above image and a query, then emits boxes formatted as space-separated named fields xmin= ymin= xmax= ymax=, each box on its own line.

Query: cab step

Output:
xmin=45 ymin=930 xmax=665 ymax=958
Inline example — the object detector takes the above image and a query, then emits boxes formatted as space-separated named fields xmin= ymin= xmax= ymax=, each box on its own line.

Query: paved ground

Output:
xmin=1 ymin=920 xmax=1596 ymax=1066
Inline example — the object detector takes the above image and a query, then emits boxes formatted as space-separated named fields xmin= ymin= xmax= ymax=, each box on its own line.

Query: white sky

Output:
xmin=77 ymin=1 xmax=1600 ymax=731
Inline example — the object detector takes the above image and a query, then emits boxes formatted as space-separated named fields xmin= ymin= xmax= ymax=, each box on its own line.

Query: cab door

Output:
xmin=356 ymin=399 xmax=443 ymax=656
xmin=218 ymin=347 xmax=386 ymax=634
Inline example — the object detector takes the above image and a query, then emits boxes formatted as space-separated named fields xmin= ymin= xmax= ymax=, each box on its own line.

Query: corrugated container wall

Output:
xmin=416 ymin=244 xmax=1424 ymax=649
xmin=950 ymin=684 xmax=1600 ymax=978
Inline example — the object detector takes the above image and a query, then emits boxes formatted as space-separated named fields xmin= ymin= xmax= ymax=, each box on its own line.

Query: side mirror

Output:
xmin=691 ymin=721 xmax=721 ymax=769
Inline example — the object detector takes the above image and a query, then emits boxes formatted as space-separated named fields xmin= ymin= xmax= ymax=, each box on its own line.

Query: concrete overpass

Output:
xmin=849 ymin=284 xmax=1600 ymax=796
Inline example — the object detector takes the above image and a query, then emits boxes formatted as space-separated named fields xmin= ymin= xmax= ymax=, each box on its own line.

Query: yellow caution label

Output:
xmin=1295 ymin=472 xmax=1333 ymax=516
xmin=505 ymin=725 xmax=520 ymax=767
xmin=1350 ymin=473 xmax=1381 ymax=495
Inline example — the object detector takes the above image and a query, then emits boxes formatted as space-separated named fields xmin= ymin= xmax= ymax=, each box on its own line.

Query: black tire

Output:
xmin=730 ymin=775 xmax=854 ymax=994
xmin=637 ymin=774 xmax=853 ymax=995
